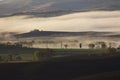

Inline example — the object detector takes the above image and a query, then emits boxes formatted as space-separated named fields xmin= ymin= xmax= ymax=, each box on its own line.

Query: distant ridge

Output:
xmin=15 ymin=29 xmax=114 ymax=38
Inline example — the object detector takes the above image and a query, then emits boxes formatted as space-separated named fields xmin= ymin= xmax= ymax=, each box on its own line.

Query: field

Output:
xmin=0 ymin=47 xmax=108 ymax=61
xmin=0 ymin=55 xmax=120 ymax=80
xmin=0 ymin=47 xmax=120 ymax=80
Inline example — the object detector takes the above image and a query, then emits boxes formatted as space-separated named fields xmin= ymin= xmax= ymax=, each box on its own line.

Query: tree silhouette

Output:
xmin=64 ymin=44 xmax=68 ymax=49
xmin=79 ymin=43 xmax=82 ymax=49
xmin=101 ymin=43 xmax=107 ymax=48
xmin=88 ymin=43 xmax=95 ymax=49
xmin=96 ymin=41 xmax=107 ymax=48
xmin=107 ymin=48 xmax=117 ymax=54
xmin=34 ymin=49 xmax=54 ymax=61
xmin=117 ymin=45 xmax=120 ymax=49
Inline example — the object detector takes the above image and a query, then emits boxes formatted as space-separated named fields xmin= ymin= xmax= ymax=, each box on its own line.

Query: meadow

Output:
xmin=0 ymin=46 xmax=120 ymax=80
xmin=0 ymin=53 xmax=120 ymax=80
xmin=0 ymin=46 xmax=109 ymax=61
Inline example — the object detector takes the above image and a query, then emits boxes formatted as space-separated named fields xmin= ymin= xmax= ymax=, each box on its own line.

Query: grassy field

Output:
xmin=54 ymin=49 xmax=107 ymax=55
xmin=73 ymin=71 xmax=120 ymax=80
xmin=0 ymin=55 xmax=120 ymax=80
xmin=0 ymin=47 xmax=107 ymax=56
xmin=0 ymin=47 xmax=108 ymax=61
xmin=0 ymin=47 xmax=120 ymax=80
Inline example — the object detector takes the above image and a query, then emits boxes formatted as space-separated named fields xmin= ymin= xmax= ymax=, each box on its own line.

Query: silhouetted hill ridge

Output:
xmin=16 ymin=30 xmax=116 ymax=38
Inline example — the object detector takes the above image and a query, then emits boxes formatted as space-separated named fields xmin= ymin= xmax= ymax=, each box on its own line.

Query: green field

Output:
xmin=0 ymin=47 xmax=120 ymax=80
xmin=0 ymin=46 xmax=120 ymax=62
xmin=0 ymin=55 xmax=120 ymax=80
xmin=0 ymin=48 xmax=107 ymax=55
xmin=0 ymin=47 xmax=107 ymax=60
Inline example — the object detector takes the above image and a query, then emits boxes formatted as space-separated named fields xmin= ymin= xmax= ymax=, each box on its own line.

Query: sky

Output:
xmin=0 ymin=11 xmax=120 ymax=33
xmin=0 ymin=0 xmax=120 ymax=33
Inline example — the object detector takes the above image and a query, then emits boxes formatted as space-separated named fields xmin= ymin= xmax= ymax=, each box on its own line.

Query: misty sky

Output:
xmin=0 ymin=0 xmax=120 ymax=32
xmin=0 ymin=11 xmax=120 ymax=33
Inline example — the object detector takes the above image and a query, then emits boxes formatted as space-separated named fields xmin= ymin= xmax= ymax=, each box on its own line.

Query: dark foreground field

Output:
xmin=0 ymin=55 xmax=120 ymax=80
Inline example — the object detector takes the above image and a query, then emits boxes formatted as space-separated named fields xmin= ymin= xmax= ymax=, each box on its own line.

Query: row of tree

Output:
xmin=0 ymin=42 xmax=23 ymax=49
xmin=0 ymin=41 xmax=120 ymax=49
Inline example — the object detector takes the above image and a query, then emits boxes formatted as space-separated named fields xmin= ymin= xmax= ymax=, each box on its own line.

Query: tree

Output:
xmin=117 ymin=45 xmax=120 ymax=49
xmin=60 ymin=41 xmax=63 ymax=49
xmin=0 ymin=56 xmax=3 ymax=61
xmin=7 ymin=54 xmax=15 ymax=61
xmin=96 ymin=41 xmax=107 ymax=48
xmin=88 ymin=43 xmax=95 ymax=49
xmin=34 ymin=49 xmax=54 ymax=61
xmin=16 ymin=55 xmax=22 ymax=61
xmin=101 ymin=43 xmax=107 ymax=48
xmin=108 ymin=42 xmax=116 ymax=48
xmin=106 ymin=48 xmax=117 ymax=54
xmin=79 ymin=43 xmax=82 ymax=49
xmin=64 ymin=44 xmax=68 ymax=49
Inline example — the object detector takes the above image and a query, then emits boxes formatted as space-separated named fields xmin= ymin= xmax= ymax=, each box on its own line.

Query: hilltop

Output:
xmin=15 ymin=29 xmax=119 ymax=38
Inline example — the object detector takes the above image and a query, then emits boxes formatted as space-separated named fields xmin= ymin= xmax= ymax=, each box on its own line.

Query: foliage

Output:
xmin=101 ymin=43 xmax=107 ymax=48
xmin=106 ymin=48 xmax=117 ymax=54
xmin=34 ymin=49 xmax=55 ymax=61
xmin=0 ymin=43 xmax=23 ymax=49
xmin=64 ymin=44 xmax=68 ymax=49
xmin=79 ymin=43 xmax=82 ymax=48
xmin=117 ymin=45 xmax=120 ymax=49
xmin=88 ymin=44 xmax=95 ymax=49
xmin=95 ymin=41 xmax=107 ymax=48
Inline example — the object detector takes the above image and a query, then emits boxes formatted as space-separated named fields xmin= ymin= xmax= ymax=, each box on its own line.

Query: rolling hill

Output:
xmin=15 ymin=30 xmax=117 ymax=38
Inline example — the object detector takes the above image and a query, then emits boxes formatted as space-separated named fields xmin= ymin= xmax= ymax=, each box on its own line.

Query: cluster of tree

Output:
xmin=88 ymin=42 xmax=108 ymax=49
xmin=59 ymin=41 xmax=119 ymax=49
xmin=0 ymin=42 xmax=23 ymax=49
xmin=109 ymin=47 xmax=120 ymax=53
xmin=88 ymin=42 xmax=120 ymax=54
xmin=34 ymin=49 xmax=55 ymax=61
xmin=0 ymin=54 xmax=22 ymax=62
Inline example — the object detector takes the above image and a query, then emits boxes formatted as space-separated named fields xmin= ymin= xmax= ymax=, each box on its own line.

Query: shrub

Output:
xmin=34 ymin=49 xmax=54 ymax=61
xmin=101 ymin=43 xmax=107 ymax=48
xmin=64 ymin=44 xmax=68 ymax=49
xmin=106 ymin=48 xmax=117 ymax=54
xmin=88 ymin=44 xmax=95 ymax=49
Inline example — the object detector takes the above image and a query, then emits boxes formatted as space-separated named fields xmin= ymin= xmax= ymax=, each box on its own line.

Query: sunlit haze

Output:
xmin=0 ymin=11 xmax=120 ymax=33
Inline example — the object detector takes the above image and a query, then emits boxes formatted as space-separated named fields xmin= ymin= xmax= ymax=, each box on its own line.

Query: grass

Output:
xmin=0 ymin=47 xmax=107 ymax=55
xmin=0 ymin=48 xmax=107 ymax=61
xmin=73 ymin=71 xmax=120 ymax=80
xmin=0 ymin=47 xmax=38 ymax=54
xmin=53 ymin=48 xmax=106 ymax=56
xmin=0 ymin=47 xmax=120 ymax=80
xmin=0 ymin=55 xmax=120 ymax=80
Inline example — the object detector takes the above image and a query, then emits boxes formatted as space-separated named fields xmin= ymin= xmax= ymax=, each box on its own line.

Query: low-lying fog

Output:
xmin=25 ymin=36 xmax=120 ymax=49
xmin=1 ymin=36 xmax=119 ymax=49
xmin=0 ymin=31 xmax=119 ymax=49
xmin=0 ymin=10 xmax=120 ymax=48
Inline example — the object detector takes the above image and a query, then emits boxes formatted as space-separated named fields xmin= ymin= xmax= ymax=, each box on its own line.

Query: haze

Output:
xmin=0 ymin=11 xmax=120 ymax=33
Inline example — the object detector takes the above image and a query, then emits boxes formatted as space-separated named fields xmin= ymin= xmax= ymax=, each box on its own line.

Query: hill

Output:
xmin=107 ymin=34 xmax=120 ymax=38
xmin=16 ymin=30 xmax=115 ymax=38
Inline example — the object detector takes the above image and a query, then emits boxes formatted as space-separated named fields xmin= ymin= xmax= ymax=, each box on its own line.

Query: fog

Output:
xmin=12 ymin=35 xmax=119 ymax=49
xmin=0 ymin=11 xmax=120 ymax=33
